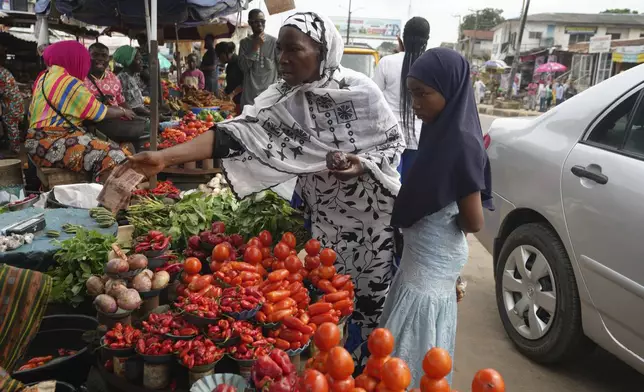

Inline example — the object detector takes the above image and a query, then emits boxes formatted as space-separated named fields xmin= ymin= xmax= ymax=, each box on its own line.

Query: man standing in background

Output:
xmin=527 ymin=80 xmax=538 ymax=111
xmin=238 ymin=9 xmax=278 ymax=108
xmin=200 ymin=34 xmax=219 ymax=94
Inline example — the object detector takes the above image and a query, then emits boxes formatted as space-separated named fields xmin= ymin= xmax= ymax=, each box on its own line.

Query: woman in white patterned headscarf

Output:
xmin=121 ymin=12 xmax=405 ymax=369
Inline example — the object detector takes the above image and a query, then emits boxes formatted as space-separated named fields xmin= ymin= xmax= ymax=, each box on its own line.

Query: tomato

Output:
xmin=367 ymin=328 xmax=394 ymax=358
xmin=189 ymin=275 xmax=213 ymax=291
xmin=471 ymin=369 xmax=505 ymax=392
xmin=244 ymin=246 xmax=263 ymax=265
xmin=274 ymin=242 xmax=291 ymax=261
xmin=326 ymin=347 xmax=354 ymax=381
xmin=353 ymin=389 xmax=367 ymax=392
xmin=381 ymin=358 xmax=411 ymax=391
xmin=355 ymin=374 xmax=378 ymax=392
xmin=319 ymin=248 xmax=337 ymax=266
xmin=261 ymin=247 xmax=272 ymax=260
xmin=313 ymin=322 xmax=341 ymax=352
xmin=284 ymin=255 xmax=302 ymax=273
xmin=299 ymin=369 xmax=329 ymax=392
xmin=365 ymin=356 xmax=390 ymax=381
xmin=175 ymin=283 xmax=188 ymax=297
xmin=212 ymin=243 xmax=231 ymax=262
xmin=305 ymin=255 xmax=321 ymax=270
xmin=318 ymin=266 xmax=336 ymax=280
xmin=184 ymin=257 xmax=202 ymax=275
xmin=328 ymin=376 xmax=354 ymax=392
xmin=422 ymin=347 xmax=452 ymax=380
xmin=281 ymin=232 xmax=297 ymax=249
xmin=247 ymin=237 xmax=262 ymax=248
xmin=305 ymin=239 xmax=322 ymax=256
xmin=181 ymin=272 xmax=199 ymax=285
xmin=205 ymin=114 xmax=214 ymax=122
xmin=420 ymin=375 xmax=449 ymax=392
xmin=259 ymin=230 xmax=273 ymax=247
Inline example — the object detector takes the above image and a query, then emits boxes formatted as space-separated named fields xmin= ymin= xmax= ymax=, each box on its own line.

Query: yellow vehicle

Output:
xmin=341 ymin=44 xmax=380 ymax=78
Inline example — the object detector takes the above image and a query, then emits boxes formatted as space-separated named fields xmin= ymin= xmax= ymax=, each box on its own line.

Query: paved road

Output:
xmin=450 ymin=114 xmax=644 ymax=391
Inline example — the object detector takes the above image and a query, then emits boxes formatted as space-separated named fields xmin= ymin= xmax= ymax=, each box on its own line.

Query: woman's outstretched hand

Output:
xmin=114 ymin=151 xmax=166 ymax=179
xmin=331 ymin=153 xmax=365 ymax=181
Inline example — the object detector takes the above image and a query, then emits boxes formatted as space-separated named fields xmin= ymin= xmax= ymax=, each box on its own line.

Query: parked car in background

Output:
xmin=341 ymin=44 xmax=379 ymax=78
xmin=477 ymin=64 xmax=644 ymax=374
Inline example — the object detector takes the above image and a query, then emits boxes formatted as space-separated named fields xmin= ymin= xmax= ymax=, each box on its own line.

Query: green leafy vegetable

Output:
xmin=48 ymin=228 xmax=115 ymax=306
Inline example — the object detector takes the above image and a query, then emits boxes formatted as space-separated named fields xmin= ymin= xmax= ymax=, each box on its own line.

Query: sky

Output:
xmin=247 ymin=0 xmax=643 ymax=48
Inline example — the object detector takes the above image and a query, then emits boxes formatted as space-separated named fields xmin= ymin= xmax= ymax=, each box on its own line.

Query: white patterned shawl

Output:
xmin=218 ymin=12 xmax=405 ymax=198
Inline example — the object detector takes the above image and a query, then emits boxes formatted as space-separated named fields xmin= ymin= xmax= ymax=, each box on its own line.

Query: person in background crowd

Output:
xmin=373 ymin=17 xmax=428 ymax=185
xmin=0 ymin=265 xmax=52 ymax=392
xmin=26 ymin=41 xmax=135 ymax=181
xmin=215 ymin=41 xmax=243 ymax=113
xmin=136 ymin=33 xmax=151 ymax=89
xmin=114 ymin=45 xmax=150 ymax=117
xmin=118 ymin=12 xmax=403 ymax=370
xmin=555 ymin=81 xmax=565 ymax=105
xmin=238 ymin=9 xmax=278 ymax=107
xmin=84 ymin=43 xmax=128 ymax=108
xmin=0 ymin=45 xmax=25 ymax=155
xmin=527 ymin=80 xmax=538 ymax=111
xmin=538 ymin=81 xmax=547 ymax=112
xmin=473 ymin=77 xmax=486 ymax=104
xmin=200 ymin=34 xmax=219 ymax=94
xmin=379 ymin=48 xmax=493 ymax=387
xmin=546 ymin=82 xmax=553 ymax=108
xmin=180 ymin=53 xmax=205 ymax=90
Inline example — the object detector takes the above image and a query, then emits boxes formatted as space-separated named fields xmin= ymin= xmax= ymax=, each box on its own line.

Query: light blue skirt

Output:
xmin=379 ymin=202 xmax=468 ymax=386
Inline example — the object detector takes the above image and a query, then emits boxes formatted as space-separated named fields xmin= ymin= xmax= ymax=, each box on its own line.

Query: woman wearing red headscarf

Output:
xmin=25 ymin=41 xmax=136 ymax=181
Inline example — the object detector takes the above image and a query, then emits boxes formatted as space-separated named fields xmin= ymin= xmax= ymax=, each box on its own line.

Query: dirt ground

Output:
xmin=451 ymin=237 xmax=644 ymax=391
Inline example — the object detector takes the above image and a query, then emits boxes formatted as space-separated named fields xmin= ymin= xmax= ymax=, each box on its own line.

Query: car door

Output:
xmin=562 ymin=85 xmax=644 ymax=358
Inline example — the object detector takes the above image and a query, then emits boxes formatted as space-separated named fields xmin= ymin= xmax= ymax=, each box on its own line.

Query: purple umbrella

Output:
xmin=535 ymin=62 xmax=567 ymax=74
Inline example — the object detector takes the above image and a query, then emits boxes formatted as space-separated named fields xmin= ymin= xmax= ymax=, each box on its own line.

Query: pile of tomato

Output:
xmin=158 ymin=112 xmax=215 ymax=149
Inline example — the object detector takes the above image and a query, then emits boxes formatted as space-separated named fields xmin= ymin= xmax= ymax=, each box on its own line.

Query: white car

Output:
xmin=476 ymin=64 xmax=644 ymax=373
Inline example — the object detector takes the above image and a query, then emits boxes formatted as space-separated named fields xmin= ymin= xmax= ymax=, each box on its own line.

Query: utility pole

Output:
xmin=346 ymin=0 xmax=352 ymax=45
xmin=452 ymin=14 xmax=461 ymax=51
xmin=468 ymin=10 xmax=480 ymax=62
xmin=506 ymin=0 xmax=529 ymax=99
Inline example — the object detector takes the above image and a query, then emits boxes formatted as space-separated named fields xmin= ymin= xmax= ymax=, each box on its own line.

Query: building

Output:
xmin=491 ymin=12 xmax=644 ymax=61
xmin=458 ymin=29 xmax=494 ymax=66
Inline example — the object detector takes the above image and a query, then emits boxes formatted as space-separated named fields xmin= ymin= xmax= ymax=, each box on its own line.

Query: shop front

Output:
xmin=612 ymin=45 xmax=644 ymax=73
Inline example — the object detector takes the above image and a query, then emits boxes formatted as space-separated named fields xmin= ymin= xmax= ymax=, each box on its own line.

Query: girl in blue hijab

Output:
xmin=379 ymin=47 xmax=493 ymax=386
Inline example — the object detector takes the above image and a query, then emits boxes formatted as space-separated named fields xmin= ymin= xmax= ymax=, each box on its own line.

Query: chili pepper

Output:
xmin=332 ymin=274 xmax=351 ymax=289
xmin=308 ymin=302 xmax=333 ymax=316
xmin=279 ymin=328 xmax=303 ymax=343
xmin=268 ymin=269 xmax=289 ymax=282
xmin=283 ymin=316 xmax=314 ymax=335
xmin=309 ymin=313 xmax=339 ymax=325
xmin=267 ymin=308 xmax=296 ymax=323
xmin=26 ymin=356 xmax=53 ymax=365
xmin=324 ymin=290 xmax=350 ymax=303
xmin=152 ymin=236 xmax=170 ymax=250
xmin=318 ymin=280 xmax=337 ymax=294
xmin=266 ymin=290 xmax=291 ymax=303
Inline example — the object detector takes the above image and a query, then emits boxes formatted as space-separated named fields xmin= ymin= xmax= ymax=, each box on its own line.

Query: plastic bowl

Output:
xmin=7 ymin=196 xmax=38 ymax=211
xmin=136 ymin=349 xmax=174 ymax=364
xmin=190 ymin=373 xmax=248 ymax=392
xmin=100 ymin=336 xmax=135 ymax=357
xmin=225 ymin=303 xmax=262 ymax=321
xmin=286 ymin=339 xmax=311 ymax=357
xmin=190 ymin=106 xmax=220 ymax=115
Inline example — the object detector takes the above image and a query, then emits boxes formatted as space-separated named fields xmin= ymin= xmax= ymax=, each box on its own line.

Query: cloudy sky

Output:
xmin=251 ymin=0 xmax=643 ymax=47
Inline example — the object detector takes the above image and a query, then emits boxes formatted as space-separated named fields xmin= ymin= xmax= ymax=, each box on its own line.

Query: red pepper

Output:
xmin=153 ymin=236 xmax=170 ymax=251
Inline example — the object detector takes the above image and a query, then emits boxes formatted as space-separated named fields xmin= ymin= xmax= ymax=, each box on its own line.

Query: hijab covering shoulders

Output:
xmin=113 ymin=45 xmax=138 ymax=68
xmin=218 ymin=12 xmax=404 ymax=199
xmin=391 ymin=48 xmax=493 ymax=228
xmin=42 ymin=40 xmax=90 ymax=81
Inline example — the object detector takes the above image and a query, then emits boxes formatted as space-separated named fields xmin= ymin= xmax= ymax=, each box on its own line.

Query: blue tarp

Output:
xmin=35 ymin=0 xmax=247 ymax=28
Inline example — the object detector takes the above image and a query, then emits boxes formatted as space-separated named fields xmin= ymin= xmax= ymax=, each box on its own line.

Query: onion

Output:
xmin=106 ymin=258 xmax=125 ymax=273
xmin=141 ymin=269 xmax=154 ymax=280
xmin=132 ymin=273 xmax=152 ymax=292
xmin=127 ymin=254 xmax=148 ymax=270
xmin=86 ymin=275 xmax=105 ymax=297
xmin=94 ymin=294 xmax=118 ymax=313
xmin=152 ymin=271 xmax=170 ymax=290
xmin=105 ymin=279 xmax=128 ymax=298
xmin=100 ymin=274 xmax=110 ymax=283
xmin=117 ymin=289 xmax=142 ymax=310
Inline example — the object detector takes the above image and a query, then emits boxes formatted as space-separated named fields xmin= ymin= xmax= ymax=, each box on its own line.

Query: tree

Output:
xmin=460 ymin=8 xmax=504 ymax=33
xmin=600 ymin=8 xmax=639 ymax=14
xmin=377 ymin=41 xmax=397 ymax=55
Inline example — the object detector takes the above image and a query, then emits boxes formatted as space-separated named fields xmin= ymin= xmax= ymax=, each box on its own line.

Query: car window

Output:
xmin=587 ymin=92 xmax=640 ymax=149
xmin=341 ymin=54 xmax=376 ymax=78
xmin=623 ymin=99 xmax=644 ymax=156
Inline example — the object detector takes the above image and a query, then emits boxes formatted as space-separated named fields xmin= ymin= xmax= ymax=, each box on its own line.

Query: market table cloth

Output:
xmin=0 ymin=207 xmax=117 ymax=271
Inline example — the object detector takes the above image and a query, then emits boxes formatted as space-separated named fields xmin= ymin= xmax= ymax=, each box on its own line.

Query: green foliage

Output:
xmin=461 ymin=8 xmax=505 ymax=32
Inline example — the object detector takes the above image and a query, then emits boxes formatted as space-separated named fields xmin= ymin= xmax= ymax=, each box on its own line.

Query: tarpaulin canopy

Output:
xmin=35 ymin=0 xmax=248 ymax=29
xmin=102 ymin=21 xmax=235 ymax=41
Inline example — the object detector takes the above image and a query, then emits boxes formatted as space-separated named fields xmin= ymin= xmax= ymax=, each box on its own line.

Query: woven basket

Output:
xmin=265 ymin=0 xmax=295 ymax=15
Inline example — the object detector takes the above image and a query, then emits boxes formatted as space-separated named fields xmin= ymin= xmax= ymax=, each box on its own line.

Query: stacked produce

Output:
xmin=183 ymin=89 xmax=235 ymax=112
xmin=159 ymin=112 xmax=216 ymax=149
xmin=132 ymin=180 xmax=180 ymax=198
xmin=89 ymin=207 xmax=117 ymax=228
xmin=251 ymin=349 xmax=298 ymax=392
xmin=133 ymin=230 xmax=171 ymax=255
xmin=18 ymin=349 xmax=78 ymax=371
xmin=142 ymin=312 xmax=198 ymax=337
xmin=195 ymin=173 xmax=229 ymax=196
xmin=176 ymin=336 xmax=225 ymax=369
xmin=103 ymin=323 xmax=142 ymax=350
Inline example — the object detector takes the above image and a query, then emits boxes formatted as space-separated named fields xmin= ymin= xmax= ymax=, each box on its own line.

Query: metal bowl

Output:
xmin=182 ymin=312 xmax=220 ymax=327
xmin=100 ymin=336 xmax=135 ymax=357
xmin=136 ymin=350 xmax=174 ymax=364
xmin=225 ymin=303 xmax=261 ymax=321
xmin=286 ymin=339 xmax=311 ymax=357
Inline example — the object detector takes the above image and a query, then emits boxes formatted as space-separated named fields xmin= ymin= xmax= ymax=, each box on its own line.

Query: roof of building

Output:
xmin=495 ymin=12 xmax=644 ymax=30
xmin=568 ymin=37 xmax=644 ymax=53
xmin=461 ymin=30 xmax=494 ymax=40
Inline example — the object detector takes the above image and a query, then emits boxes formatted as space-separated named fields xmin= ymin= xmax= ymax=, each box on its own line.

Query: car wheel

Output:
xmin=495 ymin=222 xmax=594 ymax=363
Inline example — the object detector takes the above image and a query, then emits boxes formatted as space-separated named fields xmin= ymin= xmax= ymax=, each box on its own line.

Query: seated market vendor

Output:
xmin=25 ymin=41 xmax=136 ymax=181
xmin=180 ymin=54 xmax=205 ymax=90
xmin=114 ymin=45 xmax=150 ymax=117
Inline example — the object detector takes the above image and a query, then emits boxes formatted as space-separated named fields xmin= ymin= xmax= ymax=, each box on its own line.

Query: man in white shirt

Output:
xmin=373 ymin=17 xmax=430 ymax=184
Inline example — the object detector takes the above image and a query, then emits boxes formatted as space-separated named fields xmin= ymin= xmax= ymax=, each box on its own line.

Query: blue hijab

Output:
xmin=391 ymin=48 xmax=493 ymax=228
